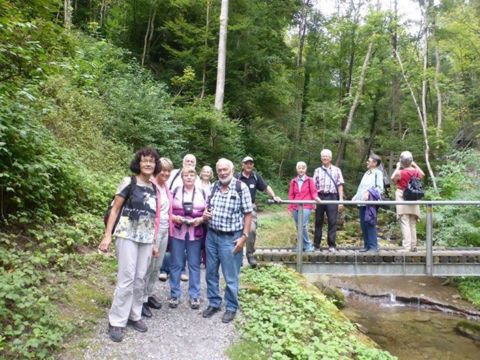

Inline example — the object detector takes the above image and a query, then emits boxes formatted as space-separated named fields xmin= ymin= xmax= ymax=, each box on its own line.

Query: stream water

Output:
xmin=308 ymin=276 xmax=480 ymax=360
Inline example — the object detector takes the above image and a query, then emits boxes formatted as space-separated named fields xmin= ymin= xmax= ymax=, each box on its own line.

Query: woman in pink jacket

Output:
xmin=288 ymin=162 xmax=321 ymax=252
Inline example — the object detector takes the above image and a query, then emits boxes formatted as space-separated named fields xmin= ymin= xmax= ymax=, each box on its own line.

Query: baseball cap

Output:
xmin=242 ymin=156 xmax=254 ymax=163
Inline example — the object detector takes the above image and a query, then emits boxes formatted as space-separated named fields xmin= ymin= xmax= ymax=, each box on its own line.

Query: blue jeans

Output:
xmin=169 ymin=238 xmax=201 ymax=299
xmin=205 ymin=229 xmax=243 ymax=312
xmin=293 ymin=209 xmax=313 ymax=250
xmin=359 ymin=207 xmax=378 ymax=250
xmin=160 ymin=251 xmax=186 ymax=274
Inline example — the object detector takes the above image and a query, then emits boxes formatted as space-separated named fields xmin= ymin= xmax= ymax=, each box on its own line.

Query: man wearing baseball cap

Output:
xmin=235 ymin=156 xmax=281 ymax=267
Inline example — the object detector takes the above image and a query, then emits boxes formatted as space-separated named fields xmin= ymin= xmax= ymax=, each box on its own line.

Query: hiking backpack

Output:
xmin=403 ymin=176 xmax=425 ymax=201
xmin=207 ymin=179 xmax=243 ymax=209
xmin=103 ymin=176 xmax=136 ymax=233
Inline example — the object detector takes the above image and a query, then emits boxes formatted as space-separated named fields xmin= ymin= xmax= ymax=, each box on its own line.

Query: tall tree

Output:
xmin=214 ymin=0 xmax=229 ymax=111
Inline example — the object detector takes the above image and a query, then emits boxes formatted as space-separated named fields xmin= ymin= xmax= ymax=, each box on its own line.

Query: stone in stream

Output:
xmin=455 ymin=320 xmax=480 ymax=341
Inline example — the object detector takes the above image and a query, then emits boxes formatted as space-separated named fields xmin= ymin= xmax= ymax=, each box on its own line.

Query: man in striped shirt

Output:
xmin=313 ymin=149 xmax=345 ymax=252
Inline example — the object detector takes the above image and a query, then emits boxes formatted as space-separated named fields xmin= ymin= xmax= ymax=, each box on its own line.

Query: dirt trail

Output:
xmin=62 ymin=271 xmax=238 ymax=360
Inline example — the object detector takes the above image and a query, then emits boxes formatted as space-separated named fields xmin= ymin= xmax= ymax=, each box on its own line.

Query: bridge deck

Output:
xmin=255 ymin=248 xmax=480 ymax=276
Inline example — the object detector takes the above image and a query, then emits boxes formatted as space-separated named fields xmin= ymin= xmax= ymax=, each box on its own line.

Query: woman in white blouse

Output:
xmin=352 ymin=154 xmax=384 ymax=252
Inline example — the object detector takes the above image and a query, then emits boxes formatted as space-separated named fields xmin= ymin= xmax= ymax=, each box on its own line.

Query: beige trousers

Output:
xmin=399 ymin=214 xmax=417 ymax=250
xmin=143 ymin=227 xmax=169 ymax=302
xmin=109 ymin=238 xmax=151 ymax=327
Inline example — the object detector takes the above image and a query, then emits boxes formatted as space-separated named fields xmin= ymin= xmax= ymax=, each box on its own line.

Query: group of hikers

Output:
xmin=98 ymin=148 xmax=424 ymax=342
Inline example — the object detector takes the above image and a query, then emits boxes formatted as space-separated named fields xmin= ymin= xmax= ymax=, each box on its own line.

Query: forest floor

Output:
xmin=59 ymin=268 xmax=238 ymax=360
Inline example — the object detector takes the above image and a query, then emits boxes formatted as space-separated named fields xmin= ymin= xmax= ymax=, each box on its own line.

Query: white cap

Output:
xmin=242 ymin=156 xmax=254 ymax=163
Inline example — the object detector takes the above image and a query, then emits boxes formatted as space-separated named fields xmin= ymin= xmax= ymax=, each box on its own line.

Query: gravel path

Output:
xmin=78 ymin=270 xmax=239 ymax=360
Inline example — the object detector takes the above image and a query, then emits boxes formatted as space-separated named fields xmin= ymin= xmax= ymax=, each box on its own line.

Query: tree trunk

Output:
xmin=335 ymin=42 xmax=373 ymax=166
xmin=99 ymin=0 xmax=107 ymax=28
xmin=141 ymin=8 xmax=156 ymax=67
xmin=200 ymin=0 xmax=211 ymax=100
xmin=214 ymin=0 xmax=229 ymax=112
xmin=64 ymin=0 xmax=72 ymax=29
xmin=389 ymin=0 xmax=400 ymax=176
xmin=294 ymin=0 xmax=311 ymax=145
xmin=394 ymin=49 xmax=438 ymax=191
xmin=431 ymin=2 xmax=442 ymax=138
xmin=434 ymin=44 xmax=442 ymax=138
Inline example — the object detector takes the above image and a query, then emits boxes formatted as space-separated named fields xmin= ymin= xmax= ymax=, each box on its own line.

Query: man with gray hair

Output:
xmin=313 ymin=149 xmax=345 ymax=252
xmin=202 ymin=158 xmax=253 ymax=323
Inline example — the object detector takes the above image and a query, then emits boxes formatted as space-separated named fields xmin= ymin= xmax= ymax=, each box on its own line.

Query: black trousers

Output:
xmin=314 ymin=193 xmax=338 ymax=248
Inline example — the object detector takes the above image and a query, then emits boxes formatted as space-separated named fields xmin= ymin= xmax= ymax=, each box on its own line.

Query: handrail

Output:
xmin=267 ymin=199 xmax=480 ymax=275
xmin=269 ymin=199 xmax=480 ymax=205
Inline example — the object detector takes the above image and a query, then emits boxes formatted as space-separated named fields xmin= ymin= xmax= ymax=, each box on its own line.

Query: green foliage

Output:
xmin=429 ymin=150 xmax=480 ymax=246
xmin=0 ymin=213 xmax=104 ymax=359
xmin=0 ymin=89 xmax=111 ymax=222
xmin=174 ymin=99 xmax=244 ymax=166
xmin=41 ymin=75 xmax=131 ymax=176
xmin=101 ymin=69 xmax=184 ymax=155
xmin=238 ymin=265 xmax=396 ymax=359
xmin=454 ymin=277 xmax=480 ymax=309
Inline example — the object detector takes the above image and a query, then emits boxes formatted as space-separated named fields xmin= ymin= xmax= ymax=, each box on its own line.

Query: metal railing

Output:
xmin=268 ymin=199 xmax=480 ymax=275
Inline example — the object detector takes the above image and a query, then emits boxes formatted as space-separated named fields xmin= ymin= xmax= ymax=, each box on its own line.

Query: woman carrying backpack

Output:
xmin=391 ymin=151 xmax=425 ymax=251
xmin=98 ymin=148 xmax=162 ymax=343
xmin=352 ymin=154 xmax=384 ymax=252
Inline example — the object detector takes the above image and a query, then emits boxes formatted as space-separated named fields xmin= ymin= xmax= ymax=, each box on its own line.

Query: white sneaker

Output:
xmin=180 ymin=273 xmax=189 ymax=282
xmin=159 ymin=272 xmax=168 ymax=281
xmin=328 ymin=247 xmax=337 ymax=253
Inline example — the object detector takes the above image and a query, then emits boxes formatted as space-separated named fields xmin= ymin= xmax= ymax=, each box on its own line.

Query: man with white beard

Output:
xmin=202 ymin=158 xmax=253 ymax=323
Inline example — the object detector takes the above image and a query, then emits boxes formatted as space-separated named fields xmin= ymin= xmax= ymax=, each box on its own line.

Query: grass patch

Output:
xmin=256 ymin=209 xmax=399 ymax=249
xmin=455 ymin=277 xmax=480 ymax=309
xmin=227 ymin=341 xmax=266 ymax=360
xmin=57 ymin=254 xmax=117 ymax=358
xmin=236 ymin=265 xmax=396 ymax=359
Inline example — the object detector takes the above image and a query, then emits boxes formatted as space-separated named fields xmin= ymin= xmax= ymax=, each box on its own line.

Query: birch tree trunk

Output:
xmin=389 ymin=0 xmax=400 ymax=176
xmin=434 ymin=44 xmax=442 ymax=137
xmin=335 ymin=42 xmax=373 ymax=166
xmin=64 ymin=0 xmax=72 ymax=29
xmin=214 ymin=0 xmax=229 ymax=112
xmin=394 ymin=49 xmax=438 ymax=191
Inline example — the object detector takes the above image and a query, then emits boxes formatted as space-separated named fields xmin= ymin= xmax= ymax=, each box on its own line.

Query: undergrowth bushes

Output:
xmin=236 ymin=265 xmax=395 ymax=359
xmin=429 ymin=150 xmax=480 ymax=247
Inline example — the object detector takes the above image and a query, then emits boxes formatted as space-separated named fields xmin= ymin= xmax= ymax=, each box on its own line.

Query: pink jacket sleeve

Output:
xmin=288 ymin=179 xmax=296 ymax=212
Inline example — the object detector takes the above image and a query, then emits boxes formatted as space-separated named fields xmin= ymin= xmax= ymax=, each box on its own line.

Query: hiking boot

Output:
xmin=142 ymin=303 xmax=152 ymax=318
xmin=221 ymin=310 xmax=236 ymax=323
xmin=127 ymin=319 xmax=148 ymax=333
xmin=202 ymin=306 xmax=221 ymax=318
xmin=246 ymin=254 xmax=257 ymax=268
xmin=108 ymin=324 xmax=124 ymax=342
xmin=147 ymin=296 xmax=162 ymax=309
xmin=180 ymin=272 xmax=189 ymax=281
xmin=168 ymin=297 xmax=179 ymax=309
xmin=190 ymin=298 xmax=200 ymax=310
xmin=158 ymin=272 xmax=168 ymax=281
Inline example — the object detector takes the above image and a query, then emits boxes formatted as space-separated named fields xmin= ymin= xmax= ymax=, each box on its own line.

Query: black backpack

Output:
xmin=104 ymin=176 xmax=136 ymax=233
xmin=403 ymin=176 xmax=424 ymax=201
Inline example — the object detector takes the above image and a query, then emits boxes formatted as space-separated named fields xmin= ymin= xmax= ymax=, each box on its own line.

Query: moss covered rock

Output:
xmin=455 ymin=320 xmax=480 ymax=341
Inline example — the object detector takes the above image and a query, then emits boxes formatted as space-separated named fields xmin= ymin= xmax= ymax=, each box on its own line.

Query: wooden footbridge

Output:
xmin=258 ymin=199 xmax=480 ymax=276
